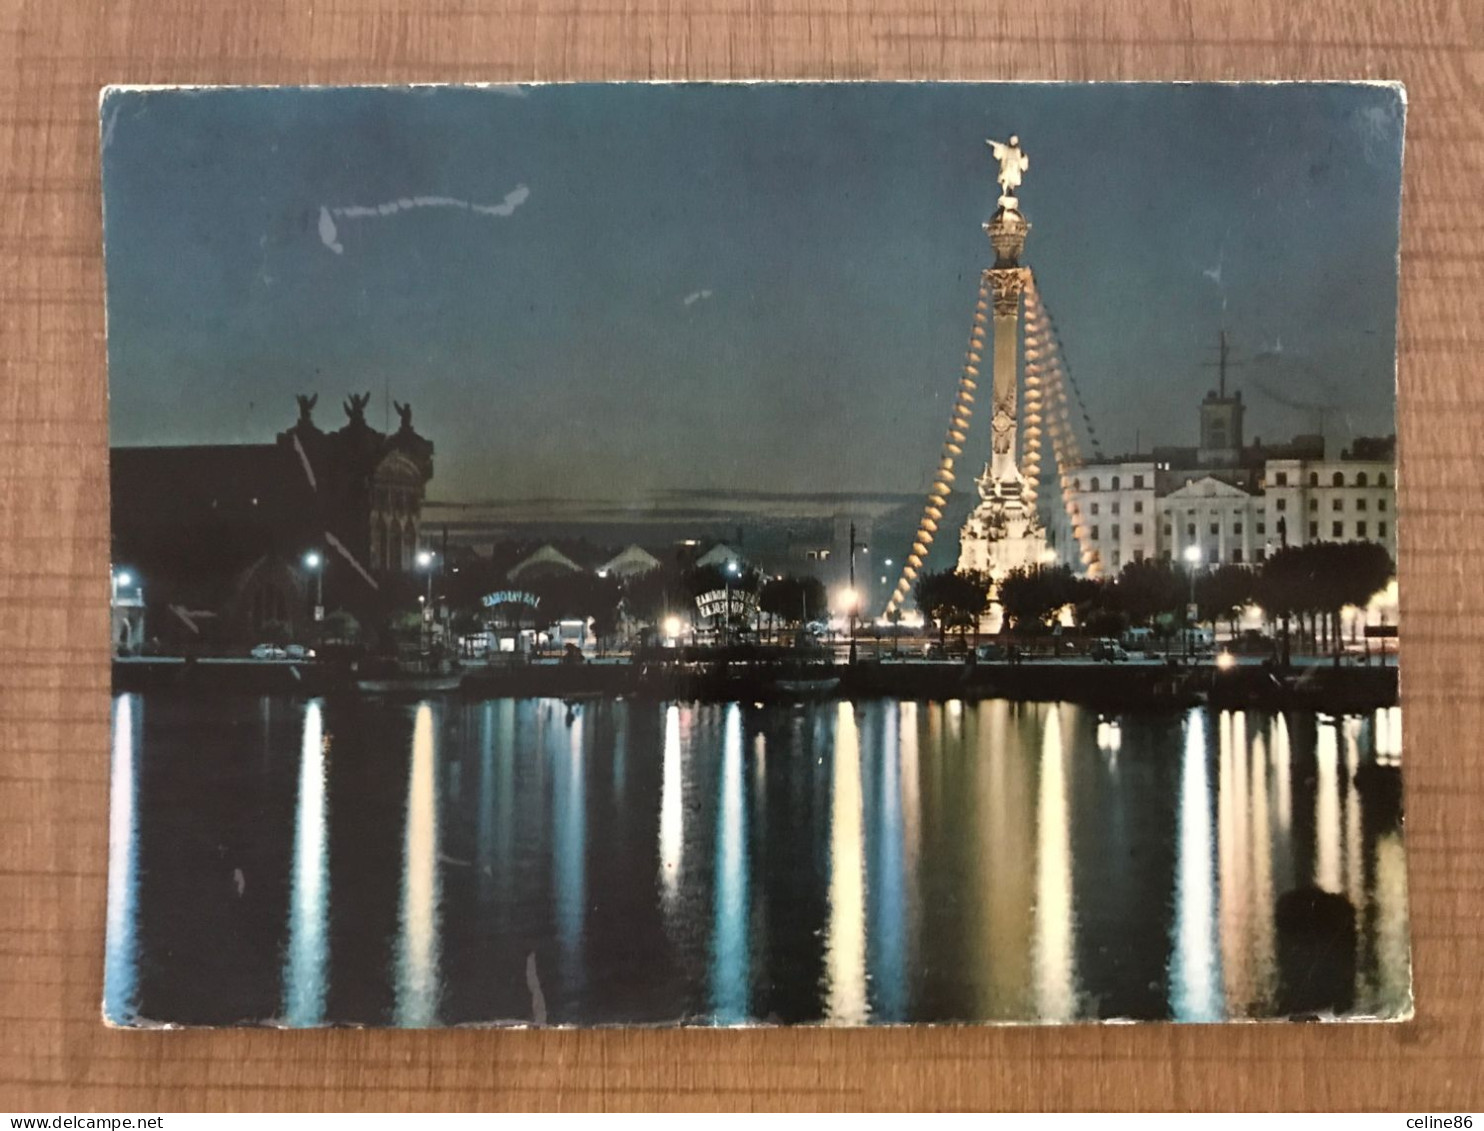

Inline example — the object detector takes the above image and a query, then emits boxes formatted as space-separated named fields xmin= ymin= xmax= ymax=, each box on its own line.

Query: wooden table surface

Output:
xmin=2 ymin=0 xmax=1481 ymax=1112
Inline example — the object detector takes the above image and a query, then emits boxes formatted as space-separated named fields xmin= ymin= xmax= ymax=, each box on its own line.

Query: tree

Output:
xmin=321 ymin=608 xmax=360 ymax=644
xmin=760 ymin=574 xmax=828 ymax=639
xmin=913 ymin=569 xmax=990 ymax=642
xmin=1332 ymin=541 xmax=1395 ymax=627
xmin=886 ymin=606 xmax=903 ymax=656
xmin=1113 ymin=559 xmax=1185 ymax=626
xmin=998 ymin=564 xmax=1079 ymax=633
xmin=623 ymin=564 xmax=684 ymax=628
xmin=1196 ymin=564 xmax=1257 ymax=637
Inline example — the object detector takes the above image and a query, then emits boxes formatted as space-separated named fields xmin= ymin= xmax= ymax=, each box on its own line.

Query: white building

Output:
xmin=1049 ymin=386 xmax=1396 ymax=573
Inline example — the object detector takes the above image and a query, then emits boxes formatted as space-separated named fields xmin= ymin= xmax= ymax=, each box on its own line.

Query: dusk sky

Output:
xmin=102 ymin=82 xmax=1405 ymax=517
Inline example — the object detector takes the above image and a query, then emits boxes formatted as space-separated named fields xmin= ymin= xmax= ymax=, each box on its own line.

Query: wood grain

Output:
xmin=2 ymin=0 xmax=1481 ymax=1112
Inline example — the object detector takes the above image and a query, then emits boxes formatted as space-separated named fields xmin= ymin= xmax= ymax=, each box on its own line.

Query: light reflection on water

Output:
xmin=102 ymin=695 xmax=140 ymax=1024
xmin=103 ymin=694 xmax=1412 ymax=1026
xmin=282 ymin=699 xmax=328 ymax=1026
xmin=395 ymin=703 xmax=441 ymax=1027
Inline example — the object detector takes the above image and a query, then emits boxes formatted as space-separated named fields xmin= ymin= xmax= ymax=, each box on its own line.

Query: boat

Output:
xmin=774 ymin=677 xmax=841 ymax=696
xmin=355 ymin=672 xmax=463 ymax=696
xmin=353 ymin=654 xmax=463 ymax=696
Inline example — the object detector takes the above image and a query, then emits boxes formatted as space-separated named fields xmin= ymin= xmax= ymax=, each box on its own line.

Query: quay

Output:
xmin=112 ymin=653 xmax=1398 ymax=712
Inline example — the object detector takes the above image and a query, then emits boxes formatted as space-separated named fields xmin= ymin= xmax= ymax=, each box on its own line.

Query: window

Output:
xmin=1134 ymin=549 xmax=1145 ymax=562
xmin=1072 ymin=478 xmax=1081 ymax=491
xmin=1113 ymin=550 xmax=1122 ymax=568
xmin=1356 ymin=521 xmax=1368 ymax=538
xmin=1275 ymin=471 xmax=1288 ymax=487
xmin=1257 ymin=548 xmax=1267 ymax=562
xmin=1209 ymin=522 xmax=1219 ymax=535
xmin=1162 ymin=549 xmax=1172 ymax=561
xmin=1333 ymin=498 xmax=1344 ymax=512
xmin=1309 ymin=498 xmax=1318 ymax=512
xmin=1378 ymin=473 xmax=1389 ymax=487
xmin=1164 ymin=524 xmax=1173 ymax=537
xmin=1332 ymin=521 xmax=1343 ymax=538
xmin=1333 ymin=471 xmax=1345 ymax=487
xmin=1112 ymin=475 xmax=1121 ymax=490
xmin=1379 ymin=498 xmax=1388 ymax=512
xmin=1257 ymin=522 xmax=1266 ymax=535
xmin=1133 ymin=523 xmax=1144 ymax=535
xmin=1091 ymin=502 xmax=1100 ymax=515
xmin=1357 ymin=498 xmax=1368 ymax=512
xmin=1134 ymin=500 xmax=1144 ymax=514
xmin=1133 ymin=474 xmax=1145 ymax=489
xmin=1357 ymin=472 xmax=1369 ymax=487
xmin=1112 ymin=524 xmax=1121 ymax=540
xmin=1379 ymin=522 xmax=1388 ymax=538
xmin=1309 ymin=471 xmax=1320 ymax=487
xmin=1310 ymin=521 xmax=1319 ymax=539
xmin=1186 ymin=523 xmax=1196 ymax=536
xmin=1233 ymin=548 xmax=1244 ymax=563
xmin=1090 ymin=525 xmax=1100 ymax=540
xmin=1276 ymin=498 xmax=1287 ymax=512
xmin=1112 ymin=502 xmax=1121 ymax=516
xmin=1091 ymin=477 xmax=1101 ymax=491
xmin=1234 ymin=522 xmax=1243 ymax=535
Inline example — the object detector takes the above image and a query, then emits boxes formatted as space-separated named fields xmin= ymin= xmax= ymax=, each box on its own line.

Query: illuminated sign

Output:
xmin=695 ymin=589 xmax=759 ymax=619
xmin=481 ymin=589 xmax=542 ymax=610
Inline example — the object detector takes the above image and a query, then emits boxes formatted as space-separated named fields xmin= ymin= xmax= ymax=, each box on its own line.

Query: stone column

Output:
xmin=984 ymin=209 xmax=1031 ymax=484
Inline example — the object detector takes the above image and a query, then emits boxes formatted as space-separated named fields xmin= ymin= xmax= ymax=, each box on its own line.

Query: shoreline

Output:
xmin=112 ymin=656 xmax=1399 ymax=713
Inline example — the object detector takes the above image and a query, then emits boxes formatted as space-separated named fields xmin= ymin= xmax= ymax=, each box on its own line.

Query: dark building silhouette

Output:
xmin=111 ymin=394 xmax=433 ymax=650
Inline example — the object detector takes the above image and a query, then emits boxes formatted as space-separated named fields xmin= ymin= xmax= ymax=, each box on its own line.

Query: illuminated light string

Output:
xmin=1026 ymin=280 xmax=1101 ymax=576
xmin=885 ymin=273 xmax=1100 ymax=615
xmin=884 ymin=274 xmax=992 ymax=612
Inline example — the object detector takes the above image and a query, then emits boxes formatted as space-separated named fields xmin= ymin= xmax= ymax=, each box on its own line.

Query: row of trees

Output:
xmin=914 ymin=541 xmax=1395 ymax=652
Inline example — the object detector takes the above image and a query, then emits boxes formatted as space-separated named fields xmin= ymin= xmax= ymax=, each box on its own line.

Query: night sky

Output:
xmin=102 ymin=82 xmax=1405 ymax=520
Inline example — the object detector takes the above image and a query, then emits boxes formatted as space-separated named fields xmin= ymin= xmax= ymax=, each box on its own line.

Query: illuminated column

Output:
xmin=984 ymin=211 xmax=1031 ymax=484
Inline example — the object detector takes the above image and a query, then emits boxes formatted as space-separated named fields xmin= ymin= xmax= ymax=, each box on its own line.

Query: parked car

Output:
xmin=284 ymin=643 xmax=314 ymax=660
xmin=1121 ymin=627 xmax=1154 ymax=653
xmin=250 ymin=643 xmax=288 ymax=660
xmin=924 ymin=639 xmax=969 ymax=659
xmin=1089 ymin=638 xmax=1129 ymax=662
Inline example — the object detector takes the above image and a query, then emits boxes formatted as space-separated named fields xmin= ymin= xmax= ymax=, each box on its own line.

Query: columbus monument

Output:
xmin=956 ymin=134 xmax=1048 ymax=593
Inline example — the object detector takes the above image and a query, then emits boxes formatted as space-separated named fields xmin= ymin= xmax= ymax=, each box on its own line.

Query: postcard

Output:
xmin=101 ymin=81 xmax=1409 ymax=1027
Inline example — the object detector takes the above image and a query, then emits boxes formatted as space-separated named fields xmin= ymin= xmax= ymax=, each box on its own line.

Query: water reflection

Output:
xmin=710 ymin=704 xmax=749 ymax=1023
xmin=824 ymin=702 xmax=868 ymax=1025
xmin=1171 ymin=709 xmax=1222 ymax=1020
xmin=658 ymin=705 xmax=684 ymax=914
xmin=282 ymin=700 xmax=329 ymax=1025
xmin=103 ymin=694 xmax=140 ymax=1023
xmin=554 ymin=705 xmax=586 ymax=971
xmin=394 ymin=703 xmax=442 ymax=1027
xmin=106 ymin=695 xmax=1411 ymax=1026
xmin=1033 ymin=705 xmax=1077 ymax=1021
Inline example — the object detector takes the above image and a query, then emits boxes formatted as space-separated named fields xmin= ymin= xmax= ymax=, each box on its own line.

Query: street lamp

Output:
xmin=723 ymin=560 xmax=739 ymax=647
xmin=303 ymin=551 xmax=323 ymax=621
xmin=841 ymin=586 xmax=860 ymax=665
xmin=1182 ymin=544 xmax=1201 ymax=658
xmin=847 ymin=521 xmax=867 ymax=664
xmin=417 ymin=550 xmax=436 ymax=650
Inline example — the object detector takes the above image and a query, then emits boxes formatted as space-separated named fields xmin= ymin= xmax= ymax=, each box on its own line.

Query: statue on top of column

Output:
xmin=987 ymin=134 xmax=1028 ymax=210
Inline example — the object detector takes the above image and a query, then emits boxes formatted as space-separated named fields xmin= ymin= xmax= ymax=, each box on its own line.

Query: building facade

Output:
xmin=1050 ymin=390 xmax=1396 ymax=574
xmin=111 ymin=394 xmax=434 ymax=650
